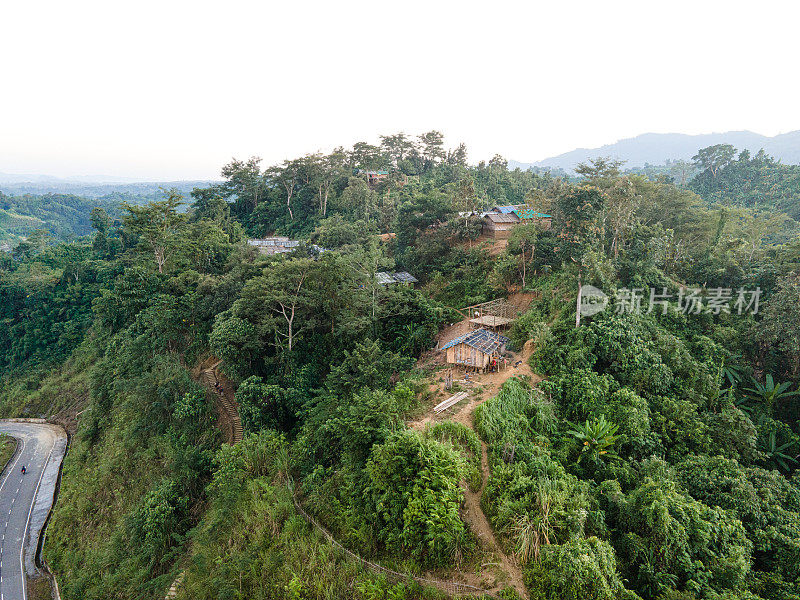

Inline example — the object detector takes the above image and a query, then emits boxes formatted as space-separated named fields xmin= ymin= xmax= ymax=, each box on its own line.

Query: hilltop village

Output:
xmin=3 ymin=134 xmax=800 ymax=600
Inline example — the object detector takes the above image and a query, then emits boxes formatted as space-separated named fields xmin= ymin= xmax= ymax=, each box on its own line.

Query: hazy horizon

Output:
xmin=2 ymin=127 xmax=800 ymax=184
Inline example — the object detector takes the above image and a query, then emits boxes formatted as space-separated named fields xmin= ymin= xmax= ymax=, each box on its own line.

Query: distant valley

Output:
xmin=0 ymin=175 xmax=216 ymax=199
xmin=0 ymin=179 xmax=217 ymax=246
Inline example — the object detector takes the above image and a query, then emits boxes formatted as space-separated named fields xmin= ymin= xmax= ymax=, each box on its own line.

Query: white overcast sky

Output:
xmin=1 ymin=0 xmax=799 ymax=181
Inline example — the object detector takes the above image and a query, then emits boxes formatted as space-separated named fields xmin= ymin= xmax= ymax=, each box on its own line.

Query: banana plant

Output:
xmin=568 ymin=415 xmax=621 ymax=465
xmin=758 ymin=427 xmax=798 ymax=473
xmin=720 ymin=358 xmax=746 ymax=390
xmin=742 ymin=374 xmax=800 ymax=413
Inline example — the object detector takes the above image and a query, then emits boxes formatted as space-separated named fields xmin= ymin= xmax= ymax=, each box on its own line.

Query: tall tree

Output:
xmin=348 ymin=239 xmax=394 ymax=325
xmin=488 ymin=154 xmax=508 ymax=171
xmin=220 ymin=157 xmax=266 ymax=212
xmin=380 ymin=133 xmax=416 ymax=166
xmin=509 ymin=223 xmax=537 ymax=289
xmin=759 ymin=273 xmax=800 ymax=377
xmin=693 ymin=144 xmax=736 ymax=178
xmin=236 ymin=258 xmax=319 ymax=361
xmin=418 ymin=130 xmax=446 ymax=170
xmin=553 ymin=187 xmax=604 ymax=326
xmin=447 ymin=142 xmax=468 ymax=167
xmin=308 ymin=152 xmax=346 ymax=217
xmin=338 ymin=177 xmax=378 ymax=222
xmin=122 ymin=190 xmax=185 ymax=273
xmin=575 ymin=157 xmax=624 ymax=181
xmin=269 ymin=159 xmax=303 ymax=221
xmin=349 ymin=142 xmax=388 ymax=171
xmin=575 ymin=158 xmax=638 ymax=259
xmin=669 ymin=159 xmax=696 ymax=186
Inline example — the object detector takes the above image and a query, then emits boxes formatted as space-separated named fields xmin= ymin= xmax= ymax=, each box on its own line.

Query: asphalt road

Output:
xmin=0 ymin=422 xmax=67 ymax=600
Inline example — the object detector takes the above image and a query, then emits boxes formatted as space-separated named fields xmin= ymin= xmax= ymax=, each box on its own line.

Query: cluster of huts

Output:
xmin=476 ymin=205 xmax=552 ymax=239
xmin=248 ymin=205 xmax=540 ymax=374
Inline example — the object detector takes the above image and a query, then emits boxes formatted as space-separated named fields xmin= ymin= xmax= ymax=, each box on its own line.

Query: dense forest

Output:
xmin=0 ymin=180 xmax=209 ymax=248
xmin=0 ymin=192 xmax=123 ymax=249
xmin=2 ymin=131 xmax=800 ymax=600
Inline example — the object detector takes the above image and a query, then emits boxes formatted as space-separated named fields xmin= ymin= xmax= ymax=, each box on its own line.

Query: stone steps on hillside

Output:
xmin=202 ymin=364 xmax=243 ymax=444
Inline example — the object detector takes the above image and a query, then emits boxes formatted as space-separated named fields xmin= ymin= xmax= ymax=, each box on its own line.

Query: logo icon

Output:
xmin=580 ymin=285 xmax=608 ymax=316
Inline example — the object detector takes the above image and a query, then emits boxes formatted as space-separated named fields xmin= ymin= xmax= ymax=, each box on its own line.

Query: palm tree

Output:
xmin=720 ymin=357 xmax=746 ymax=391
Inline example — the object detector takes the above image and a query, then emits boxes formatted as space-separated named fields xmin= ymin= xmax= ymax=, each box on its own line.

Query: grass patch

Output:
xmin=0 ymin=434 xmax=17 ymax=473
xmin=26 ymin=576 xmax=53 ymax=600
xmin=0 ymin=342 xmax=96 ymax=420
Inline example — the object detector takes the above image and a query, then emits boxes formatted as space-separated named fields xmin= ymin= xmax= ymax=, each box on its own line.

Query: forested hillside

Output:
xmin=689 ymin=145 xmax=800 ymax=219
xmin=0 ymin=181 xmax=210 ymax=248
xmin=0 ymin=192 xmax=121 ymax=248
xmin=2 ymin=131 xmax=800 ymax=600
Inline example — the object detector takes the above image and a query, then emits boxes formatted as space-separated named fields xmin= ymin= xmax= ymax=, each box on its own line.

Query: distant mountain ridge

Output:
xmin=511 ymin=130 xmax=800 ymax=172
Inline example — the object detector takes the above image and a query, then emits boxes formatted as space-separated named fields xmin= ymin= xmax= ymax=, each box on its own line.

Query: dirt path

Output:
xmin=461 ymin=439 xmax=528 ymax=599
xmin=411 ymin=338 xmax=539 ymax=599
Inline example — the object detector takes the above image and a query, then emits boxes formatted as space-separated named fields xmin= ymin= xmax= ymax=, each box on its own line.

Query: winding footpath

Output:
xmin=410 ymin=339 xmax=540 ymax=599
xmin=0 ymin=421 xmax=67 ymax=600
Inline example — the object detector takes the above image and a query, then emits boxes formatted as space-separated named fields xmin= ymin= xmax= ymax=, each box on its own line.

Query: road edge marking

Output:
xmin=0 ymin=434 xmax=26 ymax=600
xmin=19 ymin=434 xmax=56 ymax=600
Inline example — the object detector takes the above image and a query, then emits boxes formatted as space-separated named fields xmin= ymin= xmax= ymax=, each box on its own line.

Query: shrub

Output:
xmin=366 ymin=430 xmax=471 ymax=567
xmin=613 ymin=476 xmax=752 ymax=597
xmin=424 ymin=421 xmax=482 ymax=490
xmin=676 ymin=455 xmax=800 ymax=581
xmin=236 ymin=375 xmax=294 ymax=432
xmin=524 ymin=537 xmax=639 ymax=600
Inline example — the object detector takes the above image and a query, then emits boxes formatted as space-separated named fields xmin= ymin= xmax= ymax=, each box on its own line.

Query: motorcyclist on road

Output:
xmin=20 ymin=466 xmax=26 ymax=475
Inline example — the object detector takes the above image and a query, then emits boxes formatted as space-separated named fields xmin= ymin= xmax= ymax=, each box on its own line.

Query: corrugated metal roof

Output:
xmin=393 ymin=271 xmax=418 ymax=283
xmin=514 ymin=207 xmax=552 ymax=220
xmin=247 ymin=238 xmax=328 ymax=254
xmin=376 ymin=271 xmax=418 ymax=284
xmin=248 ymin=237 xmax=291 ymax=246
xmin=485 ymin=213 xmax=519 ymax=224
xmin=494 ymin=205 xmax=517 ymax=214
xmin=441 ymin=328 xmax=510 ymax=354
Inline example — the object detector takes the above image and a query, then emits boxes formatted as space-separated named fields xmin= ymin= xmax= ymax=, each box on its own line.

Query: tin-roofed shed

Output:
xmin=393 ymin=271 xmax=418 ymax=284
xmin=375 ymin=271 xmax=418 ymax=286
xmin=441 ymin=328 xmax=509 ymax=369
xmin=513 ymin=207 xmax=553 ymax=229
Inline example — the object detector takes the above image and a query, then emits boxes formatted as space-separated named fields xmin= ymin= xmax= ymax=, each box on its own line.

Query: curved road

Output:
xmin=0 ymin=421 xmax=67 ymax=600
